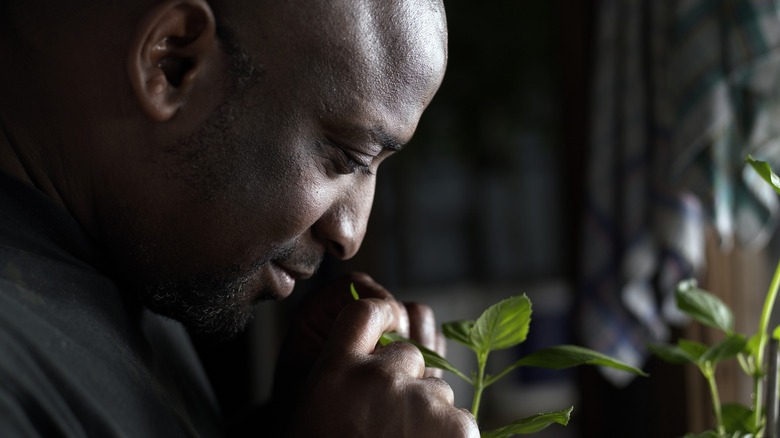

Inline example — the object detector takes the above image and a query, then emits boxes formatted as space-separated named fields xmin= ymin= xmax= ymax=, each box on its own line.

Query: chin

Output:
xmin=143 ymin=288 xmax=256 ymax=339
xmin=136 ymin=264 xmax=273 ymax=339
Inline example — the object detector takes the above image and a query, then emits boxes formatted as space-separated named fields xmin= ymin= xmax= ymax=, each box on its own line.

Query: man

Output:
xmin=0 ymin=0 xmax=478 ymax=436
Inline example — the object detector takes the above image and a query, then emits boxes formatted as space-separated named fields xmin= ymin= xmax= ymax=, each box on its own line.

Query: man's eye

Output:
xmin=337 ymin=149 xmax=373 ymax=176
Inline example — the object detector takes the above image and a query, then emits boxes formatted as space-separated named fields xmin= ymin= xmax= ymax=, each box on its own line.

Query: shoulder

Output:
xmin=0 ymin=278 xmax=222 ymax=437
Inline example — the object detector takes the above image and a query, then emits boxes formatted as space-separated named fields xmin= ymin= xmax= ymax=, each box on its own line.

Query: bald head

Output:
xmin=210 ymin=0 xmax=447 ymax=128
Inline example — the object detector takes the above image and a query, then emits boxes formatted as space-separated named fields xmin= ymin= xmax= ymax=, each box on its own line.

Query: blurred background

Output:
xmin=197 ymin=0 xmax=780 ymax=436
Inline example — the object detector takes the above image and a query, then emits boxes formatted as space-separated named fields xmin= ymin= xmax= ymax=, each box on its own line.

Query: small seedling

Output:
xmin=350 ymin=284 xmax=647 ymax=436
xmin=648 ymin=156 xmax=780 ymax=438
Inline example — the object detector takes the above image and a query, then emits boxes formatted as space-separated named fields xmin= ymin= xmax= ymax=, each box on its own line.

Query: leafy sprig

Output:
xmin=351 ymin=284 xmax=646 ymax=436
xmin=648 ymin=156 xmax=780 ymax=437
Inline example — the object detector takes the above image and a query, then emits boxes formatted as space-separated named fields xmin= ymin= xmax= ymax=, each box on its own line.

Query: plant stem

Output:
xmin=471 ymin=352 xmax=488 ymax=423
xmin=704 ymin=362 xmax=726 ymax=436
xmin=755 ymin=259 xmax=780 ymax=432
xmin=485 ymin=364 xmax=515 ymax=388
xmin=755 ymin=374 xmax=764 ymax=437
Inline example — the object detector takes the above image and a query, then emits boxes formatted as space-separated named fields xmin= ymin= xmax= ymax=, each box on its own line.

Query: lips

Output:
xmin=268 ymin=261 xmax=315 ymax=299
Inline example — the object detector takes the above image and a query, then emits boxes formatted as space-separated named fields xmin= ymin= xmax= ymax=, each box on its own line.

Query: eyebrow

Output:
xmin=369 ymin=127 xmax=405 ymax=152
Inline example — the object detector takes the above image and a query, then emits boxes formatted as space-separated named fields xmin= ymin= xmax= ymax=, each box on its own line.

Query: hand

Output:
xmin=270 ymin=272 xmax=478 ymax=437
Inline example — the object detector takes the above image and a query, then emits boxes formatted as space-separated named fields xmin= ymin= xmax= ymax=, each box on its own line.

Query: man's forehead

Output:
xmin=306 ymin=0 xmax=447 ymax=102
xmin=218 ymin=0 xmax=446 ymax=128
xmin=224 ymin=0 xmax=446 ymax=69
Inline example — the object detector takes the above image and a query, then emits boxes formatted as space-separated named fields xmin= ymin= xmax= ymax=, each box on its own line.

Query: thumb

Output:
xmin=320 ymin=298 xmax=401 ymax=358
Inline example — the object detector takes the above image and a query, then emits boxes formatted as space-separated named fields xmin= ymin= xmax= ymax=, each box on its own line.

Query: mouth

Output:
xmin=268 ymin=261 xmax=315 ymax=299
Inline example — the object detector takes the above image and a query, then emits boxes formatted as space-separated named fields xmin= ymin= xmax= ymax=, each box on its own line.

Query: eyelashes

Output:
xmin=337 ymin=149 xmax=374 ymax=176
xmin=317 ymin=137 xmax=374 ymax=176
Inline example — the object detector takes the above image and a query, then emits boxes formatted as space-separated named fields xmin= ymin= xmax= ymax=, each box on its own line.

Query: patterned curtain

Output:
xmin=578 ymin=0 xmax=780 ymax=385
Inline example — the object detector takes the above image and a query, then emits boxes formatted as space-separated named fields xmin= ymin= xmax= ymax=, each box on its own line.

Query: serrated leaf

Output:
xmin=442 ymin=320 xmax=476 ymax=350
xmin=701 ymin=335 xmax=747 ymax=364
xmin=678 ymin=339 xmax=708 ymax=360
xmin=380 ymin=333 xmax=471 ymax=383
xmin=471 ymin=295 xmax=532 ymax=355
xmin=676 ymin=279 xmax=734 ymax=334
xmin=480 ymin=407 xmax=572 ymax=438
xmin=746 ymin=155 xmax=780 ymax=195
xmin=511 ymin=345 xmax=648 ymax=376
xmin=647 ymin=342 xmax=698 ymax=365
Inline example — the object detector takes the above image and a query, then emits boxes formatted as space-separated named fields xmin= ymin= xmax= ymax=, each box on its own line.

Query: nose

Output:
xmin=313 ymin=180 xmax=375 ymax=260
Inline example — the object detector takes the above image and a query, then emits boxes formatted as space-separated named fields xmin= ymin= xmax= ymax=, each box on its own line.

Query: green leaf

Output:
xmin=380 ymin=333 xmax=472 ymax=383
xmin=721 ymin=402 xmax=755 ymax=434
xmin=773 ymin=325 xmax=780 ymax=341
xmin=678 ymin=339 xmax=708 ymax=360
xmin=378 ymin=334 xmax=395 ymax=347
xmin=480 ymin=407 xmax=572 ymax=438
xmin=676 ymin=279 xmax=734 ymax=334
xmin=647 ymin=342 xmax=698 ymax=365
xmin=442 ymin=320 xmax=476 ymax=350
xmin=349 ymin=283 xmax=360 ymax=301
xmin=746 ymin=155 xmax=780 ymax=195
xmin=745 ymin=333 xmax=761 ymax=357
xmin=510 ymin=345 xmax=648 ymax=376
xmin=700 ymin=335 xmax=747 ymax=364
xmin=470 ymin=295 xmax=532 ymax=355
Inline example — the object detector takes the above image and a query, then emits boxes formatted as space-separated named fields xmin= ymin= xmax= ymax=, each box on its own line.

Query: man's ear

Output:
xmin=128 ymin=0 xmax=219 ymax=122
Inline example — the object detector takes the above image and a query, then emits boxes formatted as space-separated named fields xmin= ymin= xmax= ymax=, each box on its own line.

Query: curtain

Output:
xmin=578 ymin=0 xmax=780 ymax=385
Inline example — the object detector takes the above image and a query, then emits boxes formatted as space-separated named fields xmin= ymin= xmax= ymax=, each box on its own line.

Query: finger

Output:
xmin=405 ymin=379 xmax=478 ymax=438
xmin=424 ymin=335 xmax=446 ymax=378
xmin=370 ymin=340 xmax=426 ymax=379
xmin=300 ymin=272 xmax=385 ymax=324
xmin=405 ymin=302 xmax=445 ymax=378
xmin=421 ymin=376 xmax=455 ymax=405
xmin=435 ymin=331 xmax=447 ymax=357
xmin=293 ymin=272 xmax=407 ymax=349
xmin=352 ymin=277 xmax=409 ymax=338
xmin=455 ymin=408 xmax=481 ymax=438
xmin=321 ymin=298 xmax=400 ymax=357
xmin=405 ymin=302 xmax=436 ymax=351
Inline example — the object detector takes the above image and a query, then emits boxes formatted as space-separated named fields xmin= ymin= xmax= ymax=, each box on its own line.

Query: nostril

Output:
xmin=329 ymin=241 xmax=346 ymax=259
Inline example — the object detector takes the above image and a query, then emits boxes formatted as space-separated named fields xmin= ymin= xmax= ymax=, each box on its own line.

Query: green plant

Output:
xmin=647 ymin=156 xmax=780 ymax=438
xmin=351 ymin=284 xmax=647 ymax=437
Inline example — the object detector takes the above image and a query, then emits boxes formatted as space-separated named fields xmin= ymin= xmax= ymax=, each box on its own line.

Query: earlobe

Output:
xmin=127 ymin=0 xmax=218 ymax=122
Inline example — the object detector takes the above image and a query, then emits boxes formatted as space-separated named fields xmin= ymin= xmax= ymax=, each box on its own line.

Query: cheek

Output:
xmin=233 ymin=151 xmax=332 ymax=243
xmin=216 ymin=94 xmax=337 ymax=251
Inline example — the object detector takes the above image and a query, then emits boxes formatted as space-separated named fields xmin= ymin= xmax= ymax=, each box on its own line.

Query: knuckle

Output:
xmin=408 ymin=378 xmax=454 ymax=407
xmin=343 ymin=271 xmax=373 ymax=284
xmin=380 ymin=341 xmax=425 ymax=369
xmin=347 ymin=297 xmax=386 ymax=325
xmin=405 ymin=301 xmax=433 ymax=320
xmin=424 ymin=376 xmax=455 ymax=404
xmin=345 ymin=272 xmax=392 ymax=299
xmin=447 ymin=409 xmax=480 ymax=438
xmin=352 ymin=360 xmax=404 ymax=392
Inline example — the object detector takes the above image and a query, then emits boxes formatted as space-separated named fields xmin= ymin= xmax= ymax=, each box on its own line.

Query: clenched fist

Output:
xmin=269 ymin=273 xmax=479 ymax=437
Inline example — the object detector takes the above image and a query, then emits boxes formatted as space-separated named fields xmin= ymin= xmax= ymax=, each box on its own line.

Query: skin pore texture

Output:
xmin=0 ymin=0 xmax=447 ymax=337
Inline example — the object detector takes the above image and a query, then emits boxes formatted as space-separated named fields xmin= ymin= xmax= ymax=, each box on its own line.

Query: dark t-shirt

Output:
xmin=0 ymin=171 xmax=223 ymax=437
